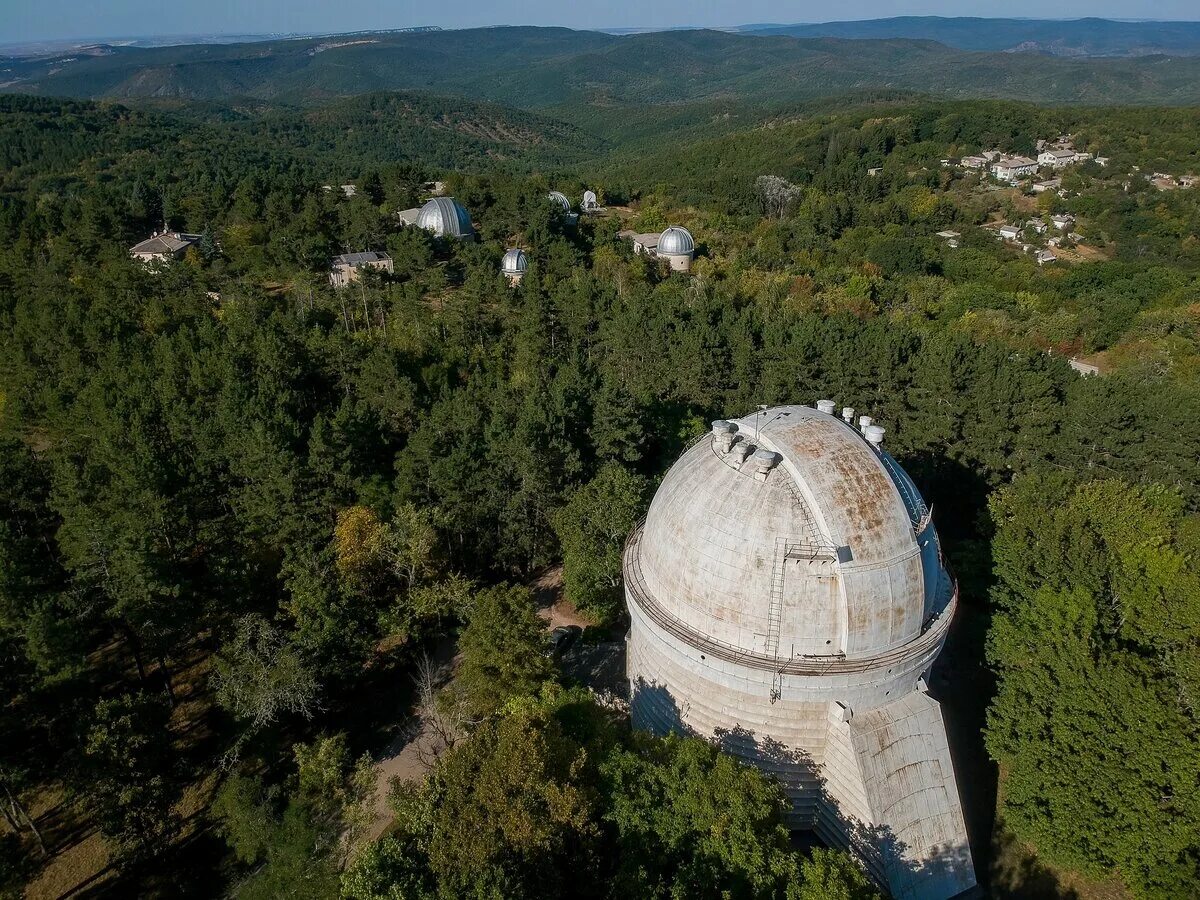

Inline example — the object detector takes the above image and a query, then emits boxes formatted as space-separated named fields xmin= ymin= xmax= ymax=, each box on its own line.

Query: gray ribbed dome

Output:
xmin=501 ymin=248 xmax=528 ymax=275
xmin=416 ymin=197 xmax=474 ymax=239
xmin=547 ymin=191 xmax=571 ymax=212
xmin=657 ymin=225 xmax=694 ymax=257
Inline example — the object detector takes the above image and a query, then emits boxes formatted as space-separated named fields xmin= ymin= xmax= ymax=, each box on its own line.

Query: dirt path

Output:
xmin=531 ymin=565 xmax=592 ymax=628
xmin=366 ymin=568 xmax=612 ymax=840
xmin=365 ymin=636 xmax=458 ymax=841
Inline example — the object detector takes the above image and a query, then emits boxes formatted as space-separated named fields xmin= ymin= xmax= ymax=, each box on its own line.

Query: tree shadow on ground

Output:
xmin=988 ymin=827 xmax=1082 ymax=900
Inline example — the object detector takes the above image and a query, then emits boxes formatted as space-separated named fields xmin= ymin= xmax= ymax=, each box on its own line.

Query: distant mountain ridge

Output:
xmin=5 ymin=25 xmax=1200 ymax=108
xmin=746 ymin=17 xmax=1200 ymax=58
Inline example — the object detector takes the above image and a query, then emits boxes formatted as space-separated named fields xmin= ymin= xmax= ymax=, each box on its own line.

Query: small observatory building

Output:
xmin=547 ymin=191 xmax=579 ymax=226
xmin=657 ymin=225 xmax=695 ymax=272
xmin=416 ymin=197 xmax=475 ymax=241
xmin=501 ymin=248 xmax=527 ymax=285
xmin=625 ymin=403 xmax=975 ymax=900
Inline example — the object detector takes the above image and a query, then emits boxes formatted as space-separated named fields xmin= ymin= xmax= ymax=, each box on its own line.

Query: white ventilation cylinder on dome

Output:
xmin=711 ymin=420 xmax=737 ymax=452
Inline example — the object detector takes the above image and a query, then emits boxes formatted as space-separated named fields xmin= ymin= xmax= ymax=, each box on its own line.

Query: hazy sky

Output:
xmin=1 ymin=0 xmax=1198 ymax=42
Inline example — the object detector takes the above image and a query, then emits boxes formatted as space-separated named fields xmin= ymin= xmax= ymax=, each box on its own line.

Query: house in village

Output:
xmin=1051 ymin=214 xmax=1075 ymax=231
xmin=1038 ymin=149 xmax=1077 ymax=169
xmin=1036 ymin=249 xmax=1057 ymax=266
xmin=329 ymin=251 xmax=393 ymax=288
xmin=998 ymin=225 xmax=1022 ymax=241
xmin=1031 ymin=178 xmax=1061 ymax=194
xmin=992 ymin=156 xmax=1038 ymax=183
xmin=935 ymin=230 xmax=961 ymax=248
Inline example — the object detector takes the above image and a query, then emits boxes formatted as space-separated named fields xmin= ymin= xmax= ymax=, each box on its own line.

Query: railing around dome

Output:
xmin=876 ymin=451 xmax=930 ymax=531
xmin=622 ymin=522 xmax=957 ymax=677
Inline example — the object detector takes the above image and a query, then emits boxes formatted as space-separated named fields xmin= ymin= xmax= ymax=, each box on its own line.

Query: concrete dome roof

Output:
xmin=416 ymin=197 xmax=474 ymax=239
xmin=547 ymin=190 xmax=571 ymax=211
xmin=657 ymin=225 xmax=694 ymax=256
xmin=501 ymin=248 xmax=528 ymax=275
xmin=635 ymin=404 xmax=950 ymax=658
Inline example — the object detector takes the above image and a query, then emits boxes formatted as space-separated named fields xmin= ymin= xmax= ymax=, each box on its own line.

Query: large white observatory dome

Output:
xmin=637 ymin=405 xmax=949 ymax=658
xmin=625 ymin=403 xmax=975 ymax=900
xmin=416 ymin=197 xmax=475 ymax=239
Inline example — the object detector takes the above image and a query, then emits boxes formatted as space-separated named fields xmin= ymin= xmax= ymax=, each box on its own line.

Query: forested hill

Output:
xmin=746 ymin=16 xmax=1200 ymax=58
xmin=0 ymin=92 xmax=601 ymax=192
xmin=8 ymin=26 xmax=1200 ymax=107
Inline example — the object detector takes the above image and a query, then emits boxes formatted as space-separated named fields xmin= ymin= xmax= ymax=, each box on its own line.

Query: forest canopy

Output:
xmin=1 ymin=80 xmax=1198 ymax=900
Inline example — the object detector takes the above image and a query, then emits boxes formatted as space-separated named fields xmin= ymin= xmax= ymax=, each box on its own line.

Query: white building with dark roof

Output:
xmin=129 ymin=231 xmax=202 ymax=265
xmin=329 ymin=251 xmax=393 ymax=288
xmin=1038 ymin=149 xmax=1077 ymax=169
xmin=992 ymin=156 xmax=1038 ymax=183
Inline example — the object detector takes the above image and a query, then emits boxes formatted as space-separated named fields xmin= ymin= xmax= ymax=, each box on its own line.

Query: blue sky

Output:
xmin=1 ymin=0 xmax=1197 ymax=42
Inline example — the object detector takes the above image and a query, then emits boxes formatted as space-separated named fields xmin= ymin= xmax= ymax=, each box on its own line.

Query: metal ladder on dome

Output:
xmin=766 ymin=537 xmax=787 ymax=703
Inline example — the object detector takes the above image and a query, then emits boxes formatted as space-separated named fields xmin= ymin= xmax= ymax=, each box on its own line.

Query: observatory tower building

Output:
xmin=625 ymin=403 xmax=975 ymax=900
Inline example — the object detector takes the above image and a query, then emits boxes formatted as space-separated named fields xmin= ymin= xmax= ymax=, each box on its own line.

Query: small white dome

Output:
xmin=547 ymin=191 xmax=571 ymax=212
xmin=416 ymin=197 xmax=474 ymax=239
xmin=657 ymin=225 xmax=694 ymax=257
xmin=501 ymin=248 xmax=528 ymax=275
